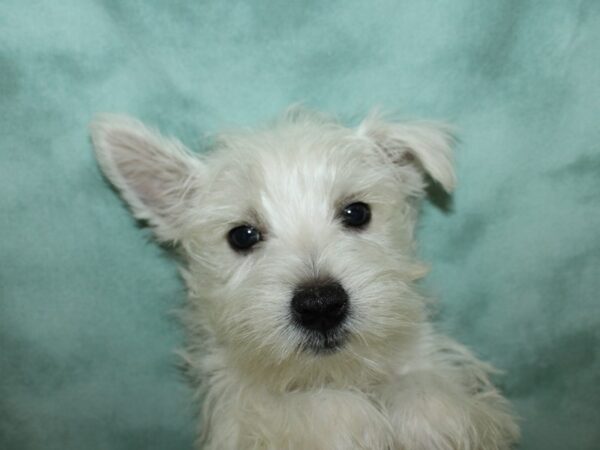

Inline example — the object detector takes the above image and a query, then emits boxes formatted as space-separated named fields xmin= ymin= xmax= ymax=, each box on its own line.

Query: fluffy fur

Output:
xmin=90 ymin=108 xmax=519 ymax=450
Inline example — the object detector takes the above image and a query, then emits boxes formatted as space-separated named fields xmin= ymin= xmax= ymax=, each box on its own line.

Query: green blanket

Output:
xmin=1 ymin=1 xmax=599 ymax=449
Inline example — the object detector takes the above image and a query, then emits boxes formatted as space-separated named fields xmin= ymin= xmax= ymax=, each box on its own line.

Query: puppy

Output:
xmin=91 ymin=108 xmax=519 ymax=450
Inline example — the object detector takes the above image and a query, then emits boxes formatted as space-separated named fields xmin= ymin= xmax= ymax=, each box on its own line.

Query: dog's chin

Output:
xmin=301 ymin=329 xmax=349 ymax=355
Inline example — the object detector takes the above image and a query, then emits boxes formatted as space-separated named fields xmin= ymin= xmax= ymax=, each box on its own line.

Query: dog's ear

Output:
xmin=357 ymin=113 xmax=456 ymax=194
xmin=90 ymin=115 xmax=205 ymax=241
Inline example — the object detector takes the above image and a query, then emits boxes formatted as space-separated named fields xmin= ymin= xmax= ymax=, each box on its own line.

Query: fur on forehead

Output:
xmin=199 ymin=108 xmax=454 ymax=222
xmin=90 ymin=107 xmax=455 ymax=241
xmin=197 ymin=112 xmax=399 ymax=228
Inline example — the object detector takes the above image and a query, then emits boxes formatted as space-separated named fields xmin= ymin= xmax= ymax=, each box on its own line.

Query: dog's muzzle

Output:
xmin=291 ymin=280 xmax=349 ymax=334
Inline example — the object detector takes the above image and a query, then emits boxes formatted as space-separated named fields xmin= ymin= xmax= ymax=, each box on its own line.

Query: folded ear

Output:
xmin=357 ymin=113 xmax=456 ymax=194
xmin=90 ymin=115 xmax=204 ymax=242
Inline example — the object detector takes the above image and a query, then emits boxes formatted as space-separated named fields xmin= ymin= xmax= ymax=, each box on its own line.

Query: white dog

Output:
xmin=91 ymin=108 xmax=519 ymax=450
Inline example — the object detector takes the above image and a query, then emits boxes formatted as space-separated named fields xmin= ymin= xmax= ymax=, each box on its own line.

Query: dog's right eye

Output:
xmin=227 ymin=225 xmax=261 ymax=252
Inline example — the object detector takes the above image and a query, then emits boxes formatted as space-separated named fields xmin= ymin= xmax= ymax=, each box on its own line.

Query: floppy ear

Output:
xmin=358 ymin=113 xmax=456 ymax=194
xmin=90 ymin=115 xmax=205 ymax=242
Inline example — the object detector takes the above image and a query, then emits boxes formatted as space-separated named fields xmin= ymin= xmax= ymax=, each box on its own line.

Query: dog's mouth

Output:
xmin=300 ymin=329 xmax=349 ymax=355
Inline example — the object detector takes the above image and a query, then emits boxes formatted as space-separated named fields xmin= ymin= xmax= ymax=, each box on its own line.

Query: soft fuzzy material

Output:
xmin=1 ymin=1 xmax=599 ymax=449
xmin=90 ymin=109 xmax=518 ymax=449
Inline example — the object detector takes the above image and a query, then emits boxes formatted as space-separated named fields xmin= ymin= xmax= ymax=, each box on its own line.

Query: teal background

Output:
xmin=1 ymin=1 xmax=599 ymax=449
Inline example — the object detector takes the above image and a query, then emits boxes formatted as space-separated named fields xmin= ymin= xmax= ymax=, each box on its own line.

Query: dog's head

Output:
xmin=91 ymin=109 xmax=455 ymax=385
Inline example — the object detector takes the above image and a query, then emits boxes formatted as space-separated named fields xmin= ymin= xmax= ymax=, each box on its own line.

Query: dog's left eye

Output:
xmin=340 ymin=202 xmax=371 ymax=229
xmin=228 ymin=225 xmax=261 ymax=252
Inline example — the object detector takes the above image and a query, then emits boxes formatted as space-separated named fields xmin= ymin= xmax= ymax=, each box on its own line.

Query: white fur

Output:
xmin=91 ymin=108 xmax=519 ymax=450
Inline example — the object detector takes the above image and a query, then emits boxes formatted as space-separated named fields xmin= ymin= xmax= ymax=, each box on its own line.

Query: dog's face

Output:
xmin=91 ymin=110 xmax=455 ymax=380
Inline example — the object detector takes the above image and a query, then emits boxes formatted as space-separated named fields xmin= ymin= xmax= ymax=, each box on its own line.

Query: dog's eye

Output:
xmin=227 ymin=225 xmax=261 ymax=252
xmin=340 ymin=202 xmax=371 ymax=229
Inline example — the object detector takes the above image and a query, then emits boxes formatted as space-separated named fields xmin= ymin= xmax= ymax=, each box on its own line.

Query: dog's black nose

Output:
xmin=291 ymin=281 xmax=349 ymax=333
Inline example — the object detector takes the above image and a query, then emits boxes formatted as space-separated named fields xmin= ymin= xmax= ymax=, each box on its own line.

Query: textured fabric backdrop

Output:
xmin=1 ymin=1 xmax=599 ymax=449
